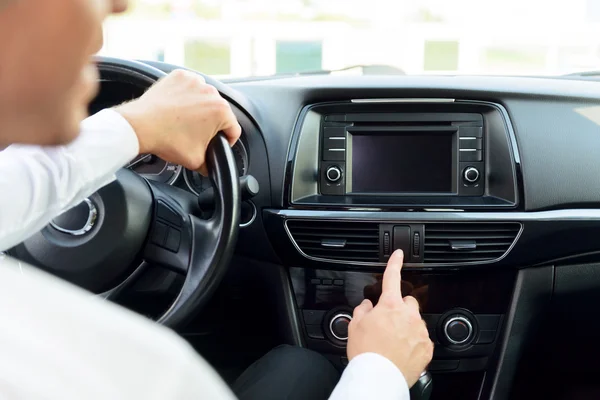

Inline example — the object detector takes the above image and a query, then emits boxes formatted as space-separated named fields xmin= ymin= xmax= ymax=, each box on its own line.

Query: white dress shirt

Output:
xmin=0 ymin=109 xmax=409 ymax=399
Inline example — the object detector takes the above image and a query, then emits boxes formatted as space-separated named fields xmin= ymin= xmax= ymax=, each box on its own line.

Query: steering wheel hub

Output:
xmin=50 ymin=198 xmax=98 ymax=236
xmin=12 ymin=169 xmax=153 ymax=293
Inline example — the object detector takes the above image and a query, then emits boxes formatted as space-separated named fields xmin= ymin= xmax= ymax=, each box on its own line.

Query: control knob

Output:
xmin=443 ymin=316 xmax=473 ymax=345
xmin=463 ymin=167 xmax=480 ymax=184
xmin=326 ymin=166 xmax=343 ymax=183
xmin=329 ymin=313 xmax=352 ymax=341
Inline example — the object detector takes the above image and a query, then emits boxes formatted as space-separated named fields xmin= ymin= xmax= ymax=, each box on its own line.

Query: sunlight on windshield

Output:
xmin=100 ymin=0 xmax=600 ymax=79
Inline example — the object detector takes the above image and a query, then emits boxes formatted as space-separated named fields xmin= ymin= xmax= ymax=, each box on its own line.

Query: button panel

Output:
xmin=322 ymin=127 xmax=347 ymax=161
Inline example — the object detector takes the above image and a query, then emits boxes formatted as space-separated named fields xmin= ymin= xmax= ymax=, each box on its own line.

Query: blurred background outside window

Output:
xmin=101 ymin=0 xmax=600 ymax=79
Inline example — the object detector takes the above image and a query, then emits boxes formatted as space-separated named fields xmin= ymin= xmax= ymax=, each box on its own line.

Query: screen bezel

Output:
xmin=345 ymin=126 xmax=459 ymax=196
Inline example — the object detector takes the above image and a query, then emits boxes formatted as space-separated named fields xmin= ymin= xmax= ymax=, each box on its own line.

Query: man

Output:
xmin=0 ymin=1 xmax=433 ymax=399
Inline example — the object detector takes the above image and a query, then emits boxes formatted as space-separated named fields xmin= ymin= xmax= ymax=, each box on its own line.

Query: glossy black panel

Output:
xmin=290 ymin=268 xmax=515 ymax=314
xmin=431 ymin=372 xmax=484 ymax=400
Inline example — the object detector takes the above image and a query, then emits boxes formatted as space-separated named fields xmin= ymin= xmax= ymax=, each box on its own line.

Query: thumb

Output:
xmin=352 ymin=299 xmax=374 ymax=324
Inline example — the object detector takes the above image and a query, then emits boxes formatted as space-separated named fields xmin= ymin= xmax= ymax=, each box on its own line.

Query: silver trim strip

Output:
xmin=50 ymin=198 xmax=98 ymax=236
xmin=327 ymin=148 xmax=345 ymax=152
xmin=240 ymin=201 xmax=257 ymax=228
xmin=329 ymin=137 xmax=346 ymax=140
xmin=277 ymin=208 xmax=600 ymax=221
xmin=459 ymin=148 xmax=477 ymax=152
xmin=351 ymin=98 xmax=456 ymax=103
xmin=284 ymin=216 xmax=523 ymax=267
xmin=459 ymin=137 xmax=477 ymax=140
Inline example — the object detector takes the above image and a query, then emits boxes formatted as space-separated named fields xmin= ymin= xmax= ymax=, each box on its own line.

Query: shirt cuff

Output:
xmin=328 ymin=353 xmax=410 ymax=400
xmin=81 ymin=109 xmax=140 ymax=158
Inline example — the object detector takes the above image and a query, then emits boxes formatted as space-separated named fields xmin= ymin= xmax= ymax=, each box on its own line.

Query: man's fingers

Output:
xmin=403 ymin=295 xmax=420 ymax=314
xmin=222 ymin=121 xmax=242 ymax=147
xmin=352 ymin=299 xmax=373 ymax=324
xmin=197 ymin=164 xmax=208 ymax=177
xmin=381 ymin=250 xmax=404 ymax=301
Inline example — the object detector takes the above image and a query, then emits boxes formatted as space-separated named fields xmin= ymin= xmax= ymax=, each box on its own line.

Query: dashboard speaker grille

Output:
xmin=287 ymin=220 xmax=380 ymax=262
xmin=423 ymin=222 xmax=521 ymax=263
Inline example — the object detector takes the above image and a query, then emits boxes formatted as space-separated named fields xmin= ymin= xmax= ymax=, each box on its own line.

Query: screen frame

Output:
xmin=345 ymin=126 xmax=459 ymax=196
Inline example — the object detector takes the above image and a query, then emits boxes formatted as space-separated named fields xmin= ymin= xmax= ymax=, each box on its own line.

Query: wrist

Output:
xmin=114 ymin=103 xmax=154 ymax=154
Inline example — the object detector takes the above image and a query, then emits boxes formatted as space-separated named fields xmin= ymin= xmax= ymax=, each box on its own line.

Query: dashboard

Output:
xmin=94 ymin=58 xmax=600 ymax=400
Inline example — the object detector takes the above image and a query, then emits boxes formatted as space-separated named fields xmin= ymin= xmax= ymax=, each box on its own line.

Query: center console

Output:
xmin=290 ymin=267 xmax=515 ymax=400
xmin=267 ymin=99 xmax=523 ymax=399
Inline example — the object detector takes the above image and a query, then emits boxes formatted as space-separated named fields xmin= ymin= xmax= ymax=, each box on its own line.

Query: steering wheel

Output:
xmin=11 ymin=59 xmax=240 ymax=328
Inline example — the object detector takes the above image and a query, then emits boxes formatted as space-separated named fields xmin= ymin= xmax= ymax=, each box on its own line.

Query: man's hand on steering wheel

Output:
xmin=115 ymin=69 xmax=242 ymax=175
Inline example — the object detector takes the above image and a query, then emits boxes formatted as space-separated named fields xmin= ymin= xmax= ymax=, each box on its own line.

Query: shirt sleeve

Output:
xmin=328 ymin=353 xmax=410 ymax=400
xmin=0 ymin=109 xmax=139 ymax=251
xmin=0 ymin=256 xmax=237 ymax=400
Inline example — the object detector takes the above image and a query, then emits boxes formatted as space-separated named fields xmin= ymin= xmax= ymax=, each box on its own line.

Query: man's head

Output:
xmin=0 ymin=0 xmax=128 ymax=147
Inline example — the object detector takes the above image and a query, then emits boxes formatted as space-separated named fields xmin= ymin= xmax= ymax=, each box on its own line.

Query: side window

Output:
xmin=276 ymin=41 xmax=323 ymax=74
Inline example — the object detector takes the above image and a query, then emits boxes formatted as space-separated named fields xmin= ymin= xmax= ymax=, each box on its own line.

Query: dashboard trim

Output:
xmin=351 ymin=98 xmax=456 ymax=103
xmin=275 ymin=208 xmax=600 ymax=222
xmin=283 ymin=217 xmax=523 ymax=267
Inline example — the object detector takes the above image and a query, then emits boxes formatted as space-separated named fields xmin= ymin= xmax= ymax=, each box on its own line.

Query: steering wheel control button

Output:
xmin=151 ymin=222 xmax=168 ymax=246
xmin=444 ymin=316 xmax=473 ymax=345
xmin=329 ymin=313 xmax=352 ymax=341
xmin=463 ymin=167 xmax=480 ymax=184
xmin=157 ymin=201 xmax=183 ymax=227
xmin=326 ymin=166 xmax=343 ymax=183
xmin=50 ymin=198 xmax=98 ymax=236
xmin=164 ymin=228 xmax=181 ymax=253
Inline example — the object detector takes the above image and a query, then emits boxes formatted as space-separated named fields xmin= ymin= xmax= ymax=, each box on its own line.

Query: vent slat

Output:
xmin=426 ymin=234 xmax=516 ymax=240
xmin=290 ymin=226 xmax=379 ymax=232
xmin=424 ymin=249 xmax=505 ymax=255
xmin=424 ymin=241 xmax=512 ymax=247
xmin=288 ymin=220 xmax=380 ymax=263
xmin=423 ymin=223 xmax=519 ymax=264
xmin=292 ymin=232 xmax=378 ymax=239
xmin=297 ymin=239 xmax=378 ymax=246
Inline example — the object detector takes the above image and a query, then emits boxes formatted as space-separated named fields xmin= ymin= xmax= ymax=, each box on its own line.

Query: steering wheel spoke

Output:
xmin=142 ymin=186 xmax=196 ymax=275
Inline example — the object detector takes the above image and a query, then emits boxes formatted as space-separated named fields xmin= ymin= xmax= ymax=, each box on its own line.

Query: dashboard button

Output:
xmin=476 ymin=315 xmax=501 ymax=331
xmin=429 ymin=360 xmax=459 ymax=372
xmin=460 ymin=150 xmax=483 ymax=162
xmin=476 ymin=330 xmax=497 ymax=344
xmin=463 ymin=167 xmax=480 ymax=184
xmin=303 ymin=310 xmax=326 ymax=325
xmin=444 ymin=316 xmax=473 ymax=345
xmin=459 ymin=127 xmax=483 ymax=138
xmin=326 ymin=166 xmax=343 ymax=183
xmin=329 ymin=313 xmax=352 ymax=341
xmin=306 ymin=325 xmax=325 ymax=340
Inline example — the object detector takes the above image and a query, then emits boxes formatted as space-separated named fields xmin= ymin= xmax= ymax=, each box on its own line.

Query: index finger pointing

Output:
xmin=381 ymin=249 xmax=404 ymax=299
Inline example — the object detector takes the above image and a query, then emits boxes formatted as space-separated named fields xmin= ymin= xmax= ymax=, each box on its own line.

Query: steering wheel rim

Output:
xmin=155 ymin=133 xmax=240 ymax=326
xmin=12 ymin=58 xmax=241 ymax=328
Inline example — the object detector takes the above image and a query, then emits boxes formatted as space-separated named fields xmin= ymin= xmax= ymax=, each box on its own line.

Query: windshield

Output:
xmin=101 ymin=0 xmax=600 ymax=79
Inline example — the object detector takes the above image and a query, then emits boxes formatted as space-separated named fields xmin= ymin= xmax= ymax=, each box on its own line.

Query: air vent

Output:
xmin=287 ymin=220 xmax=379 ymax=262
xmin=424 ymin=223 xmax=521 ymax=263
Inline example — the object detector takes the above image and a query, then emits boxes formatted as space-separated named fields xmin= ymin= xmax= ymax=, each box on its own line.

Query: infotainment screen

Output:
xmin=349 ymin=132 xmax=453 ymax=193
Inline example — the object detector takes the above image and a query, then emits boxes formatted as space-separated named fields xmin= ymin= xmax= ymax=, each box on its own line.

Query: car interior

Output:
xmin=8 ymin=55 xmax=600 ymax=399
